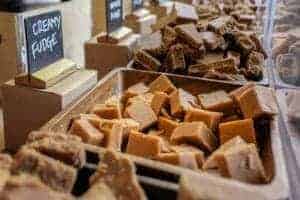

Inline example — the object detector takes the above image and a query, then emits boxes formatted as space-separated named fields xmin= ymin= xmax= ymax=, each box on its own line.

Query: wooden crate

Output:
xmin=42 ymin=68 xmax=289 ymax=200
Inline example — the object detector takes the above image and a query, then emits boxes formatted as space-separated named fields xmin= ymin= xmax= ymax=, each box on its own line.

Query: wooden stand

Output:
xmin=124 ymin=8 xmax=157 ymax=35
xmin=1 ymin=69 xmax=97 ymax=151
xmin=85 ymin=27 xmax=140 ymax=80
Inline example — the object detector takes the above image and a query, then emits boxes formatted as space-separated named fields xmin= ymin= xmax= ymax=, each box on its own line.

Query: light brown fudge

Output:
xmin=27 ymin=131 xmax=82 ymax=144
xmin=169 ymin=88 xmax=197 ymax=117
xmin=198 ymin=90 xmax=234 ymax=113
xmin=106 ymin=124 xmax=123 ymax=151
xmin=158 ymin=117 xmax=180 ymax=137
xmin=171 ymin=145 xmax=205 ymax=168
xmin=90 ymin=104 xmax=122 ymax=119
xmin=155 ymin=152 xmax=198 ymax=170
xmin=151 ymin=92 xmax=169 ymax=116
xmin=175 ymin=23 xmax=204 ymax=49
xmin=148 ymin=75 xmax=177 ymax=94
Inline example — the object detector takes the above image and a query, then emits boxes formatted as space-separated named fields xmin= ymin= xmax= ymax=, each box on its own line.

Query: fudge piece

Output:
xmin=199 ymin=31 xmax=225 ymax=50
xmin=148 ymin=75 xmax=176 ymax=94
xmin=134 ymin=49 xmax=161 ymax=71
xmin=219 ymin=119 xmax=256 ymax=144
xmin=126 ymin=131 xmax=161 ymax=158
xmin=13 ymin=148 xmax=77 ymax=193
xmin=106 ymin=124 xmax=123 ymax=151
xmin=127 ymin=93 xmax=154 ymax=106
xmin=27 ymin=131 xmax=82 ymax=144
xmin=0 ymin=154 xmax=13 ymax=191
xmin=229 ymin=83 xmax=255 ymax=103
xmin=173 ymin=2 xmax=199 ymax=23
xmin=208 ymin=16 xmax=234 ymax=35
xmin=82 ymin=181 xmax=116 ymax=200
xmin=74 ymin=114 xmax=102 ymax=128
xmin=171 ymin=145 xmax=205 ymax=168
xmin=163 ymin=44 xmax=186 ymax=72
xmin=69 ymin=119 xmax=104 ymax=146
xmin=226 ymin=51 xmax=241 ymax=67
xmin=151 ymin=92 xmax=169 ymax=116
xmin=216 ymin=143 xmax=267 ymax=183
xmin=175 ymin=24 xmax=204 ymax=49
xmin=90 ymin=104 xmax=121 ymax=119
xmin=170 ymin=122 xmax=217 ymax=152
xmin=124 ymin=100 xmax=157 ymax=130
xmin=162 ymin=26 xmax=177 ymax=47
xmin=236 ymin=86 xmax=278 ymax=119
xmin=123 ymin=82 xmax=149 ymax=101
xmin=0 ymin=174 xmax=74 ymax=200
xmin=155 ymin=152 xmax=198 ymax=170
xmin=158 ymin=117 xmax=180 ymax=137
xmin=203 ymin=136 xmax=246 ymax=170
xmin=244 ymin=51 xmax=264 ymax=81
xmin=26 ymin=137 xmax=86 ymax=168
xmin=90 ymin=151 xmax=146 ymax=200
xmin=198 ymin=90 xmax=234 ymax=113
xmin=169 ymin=88 xmax=197 ymax=117
xmin=184 ymin=108 xmax=223 ymax=132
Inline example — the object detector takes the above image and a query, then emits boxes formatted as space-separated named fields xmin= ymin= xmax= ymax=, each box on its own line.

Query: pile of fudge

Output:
xmin=133 ymin=0 xmax=267 ymax=82
xmin=68 ymin=74 xmax=278 ymax=184
xmin=272 ymin=0 xmax=300 ymax=86
xmin=0 ymin=131 xmax=146 ymax=200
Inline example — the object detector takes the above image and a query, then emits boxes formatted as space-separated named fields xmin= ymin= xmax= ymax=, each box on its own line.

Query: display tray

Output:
xmin=42 ymin=68 xmax=289 ymax=200
xmin=127 ymin=60 xmax=270 ymax=86
xmin=272 ymin=66 xmax=300 ymax=89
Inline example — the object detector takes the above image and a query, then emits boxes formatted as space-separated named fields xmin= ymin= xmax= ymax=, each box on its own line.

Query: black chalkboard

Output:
xmin=24 ymin=10 xmax=63 ymax=74
xmin=106 ymin=0 xmax=123 ymax=34
xmin=132 ymin=0 xmax=143 ymax=11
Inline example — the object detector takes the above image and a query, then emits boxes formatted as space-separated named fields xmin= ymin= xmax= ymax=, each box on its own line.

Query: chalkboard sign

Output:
xmin=24 ymin=10 xmax=63 ymax=73
xmin=106 ymin=0 xmax=123 ymax=33
xmin=132 ymin=0 xmax=143 ymax=11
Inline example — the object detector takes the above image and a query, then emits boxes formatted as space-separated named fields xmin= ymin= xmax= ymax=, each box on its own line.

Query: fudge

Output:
xmin=219 ymin=119 xmax=256 ymax=144
xmin=236 ymin=86 xmax=278 ymax=119
xmin=90 ymin=151 xmax=146 ymax=200
xmin=163 ymin=44 xmax=186 ymax=72
xmin=226 ymin=51 xmax=241 ymax=67
xmin=126 ymin=131 xmax=161 ymax=158
xmin=134 ymin=49 xmax=162 ymax=71
xmin=90 ymin=104 xmax=121 ymax=119
xmin=124 ymin=100 xmax=158 ymax=130
xmin=203 ymin=136 xmax=246 ymax=170
xmin=229 ymin=83 xmax=255 ymax=103
xmin=74 ymin=114 xmax=102 ymax=128
xmin=208 ymin=16 xmax=234 ymax=35
xmin=26 ymin=131 xmax=82 ymax=144
xmin=69 ymin=119 xmax=104 ymax=146
xmin=169 ymin=88 xmax=197 ymax=117
xmin=158 ymin=116 xmax=180 ymax=137
xmin=170 ymin=122 xmax=217 ymax=152
xmin=26 ymin=137 xmax=86 ymax=168
xmin=123 ymin=82 xmax=149 ymax=101
xmin=184 ymin=108 xmax=223 ymax=131
xmin=82 ymin=181 xmax=116 ymax=200
xmin=198 ymin=90 xmax=234 ymax=113
xmin=155 ymin=152 xmax=198 ymax=170
xmin=106 ymin=124 xmax=123 ymax=151
xmin=151 ymin=92 xmax=169 ymax=116
xmin=13 ymin=148 xmax=77 ymax=193
xmin=199 ymin=31 xmax=225 ymax=50
xmin=148 ymin=75 xmax=176 ymax=94
xmin=162 ymin=26 xmax=177 ymax=47
xmin=175 ymin=24 xmax=204 ymax=49
xmin=243 ymin=51 xmax=264 ymax=81
xmin=171 ymin=145 xmax=205 ymax=168
xmin=127 ymin=93 xmax=154 ymax=106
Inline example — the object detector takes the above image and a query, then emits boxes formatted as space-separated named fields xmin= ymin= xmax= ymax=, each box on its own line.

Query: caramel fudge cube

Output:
xmin=127 ymin=93 xmax=154 ymax=106
xmin=175 ymin=24 xmax=204 ymax=49
xmin=123 ymin=82 xmax=149 ymax=102
xmin=229 ymin=83 xmax=255 ymax=103
xmin=170 ymin=122 xmax=217 ymax=152
xmin=126 ymin=131 xmax=161 ymax=158
xmin=124 ymin=100 xmax=157 ymax=130
xmin=76 ymin=114 xmax=102 ymax=128
xmin=236 ymin=86 xmax=278 ymax=119
xmin=69 ymin=119 xmax=104 ymax=145
xmin=27 ymin=131 xmax=82 ymax=143
xmin=151 ymin=92 xmax=169 ymax=116
xmin=148 ymin=75 xmax=176 ymax=94
xmin=216 ymin=144 xmax=267 ymax=183
xmin=184 ymin=108 xmax=223 ymax=132
xmin=155 ymin=152 xmax=198 ymax=170
xmin=90 ymin=151 xmax=146 ymax=200
xmin=13 ymin=148 xmax=77 ymax=193
xmin=106 ymin=124 xmax=123 ymax=151
xmin=90 ymin=104 xmax=121 ymax=119
xmin=203 ymin=136 xmax=246 ymax=170
xmin=99 ymin=118 xmax=140 ymax=138
xmin=27 ymin=137 xmax=86 ymax=168
xmin=158 ymin=117 xmax=180 ymax=137
xmin=171 ymin=145 xmax=205 ymax=168
xmin=169 ymin=88 xmax=197 ymax=117
xmin=198 ymin=90 xmax=234 ymax=113
xmin=219 ymin=119 xmax=256 ymax=144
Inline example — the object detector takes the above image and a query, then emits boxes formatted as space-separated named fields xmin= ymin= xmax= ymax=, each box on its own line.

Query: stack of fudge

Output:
xmin=0 ymin=131 xmax=146 ymax=200
xmin=272 ymin=0 xmax=300 ymax=86
xmin=68 ymin=74 xmax=278 ymax=184
xmin=133 ymin=0 xmax=267 ymax=82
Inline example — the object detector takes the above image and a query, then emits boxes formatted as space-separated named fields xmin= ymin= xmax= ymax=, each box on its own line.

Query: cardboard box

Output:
xmin=1 ymin=69 xmax=97 ymax=151
xmin=85 ymin=33 xmax=140 ymax=79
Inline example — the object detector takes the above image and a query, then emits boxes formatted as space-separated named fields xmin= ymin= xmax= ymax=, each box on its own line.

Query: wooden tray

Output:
xmin=42 ymin=68 xmax=289 ymax=200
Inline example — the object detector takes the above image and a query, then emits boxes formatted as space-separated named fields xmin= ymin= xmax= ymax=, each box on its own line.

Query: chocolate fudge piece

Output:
xmin=175 ymin=24 xmax=204 ymax=49
xmin=13 ymin=148 xmax=77 ymax=193
xmin=199 ymin=31 xmax=225 ymax=50
xmin=162 ymin=26 xmax=177 ymax=47
xmin=0 ymin=174 xmax=74 ymax=200
xmin=208 ymin=16 xmax=234 ymax=35
xmin=243 ymin=51 xmax=264 ymax=81
xmin=226 ymin=51 xmax=241 ymax=67
xmin=169 ymin=88 xmax=197 ymax=117
xmin=124 ymin=100 xmax=158 ymax=130
xmin=198 ymin=90 xmax=234 ymax=113
xmin=90 ymin=151 xmax=146 ymax=200
xmin=170 ymin=122 xmax=217 ymax=152
xmin=148 ymin=75 xmax=176 ymax=94
xmin=163 ymin=44 xmax=186 ymax=72
xmin=139 ymin=32 xmax=167 ymax=59
xmin=26 ymin=137 xmax=86 ymax=168
xmin=134 ymin=50 xmax=162 ymax=71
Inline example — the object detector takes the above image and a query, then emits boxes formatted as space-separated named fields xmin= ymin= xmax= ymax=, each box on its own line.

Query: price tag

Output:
xmin=24 ymin=10 xmax=63 ymax=74
xmin=132 ymin=0 xmax=143 ymax=11
xmin=106 ymin=0 xmax=123 ymax=34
